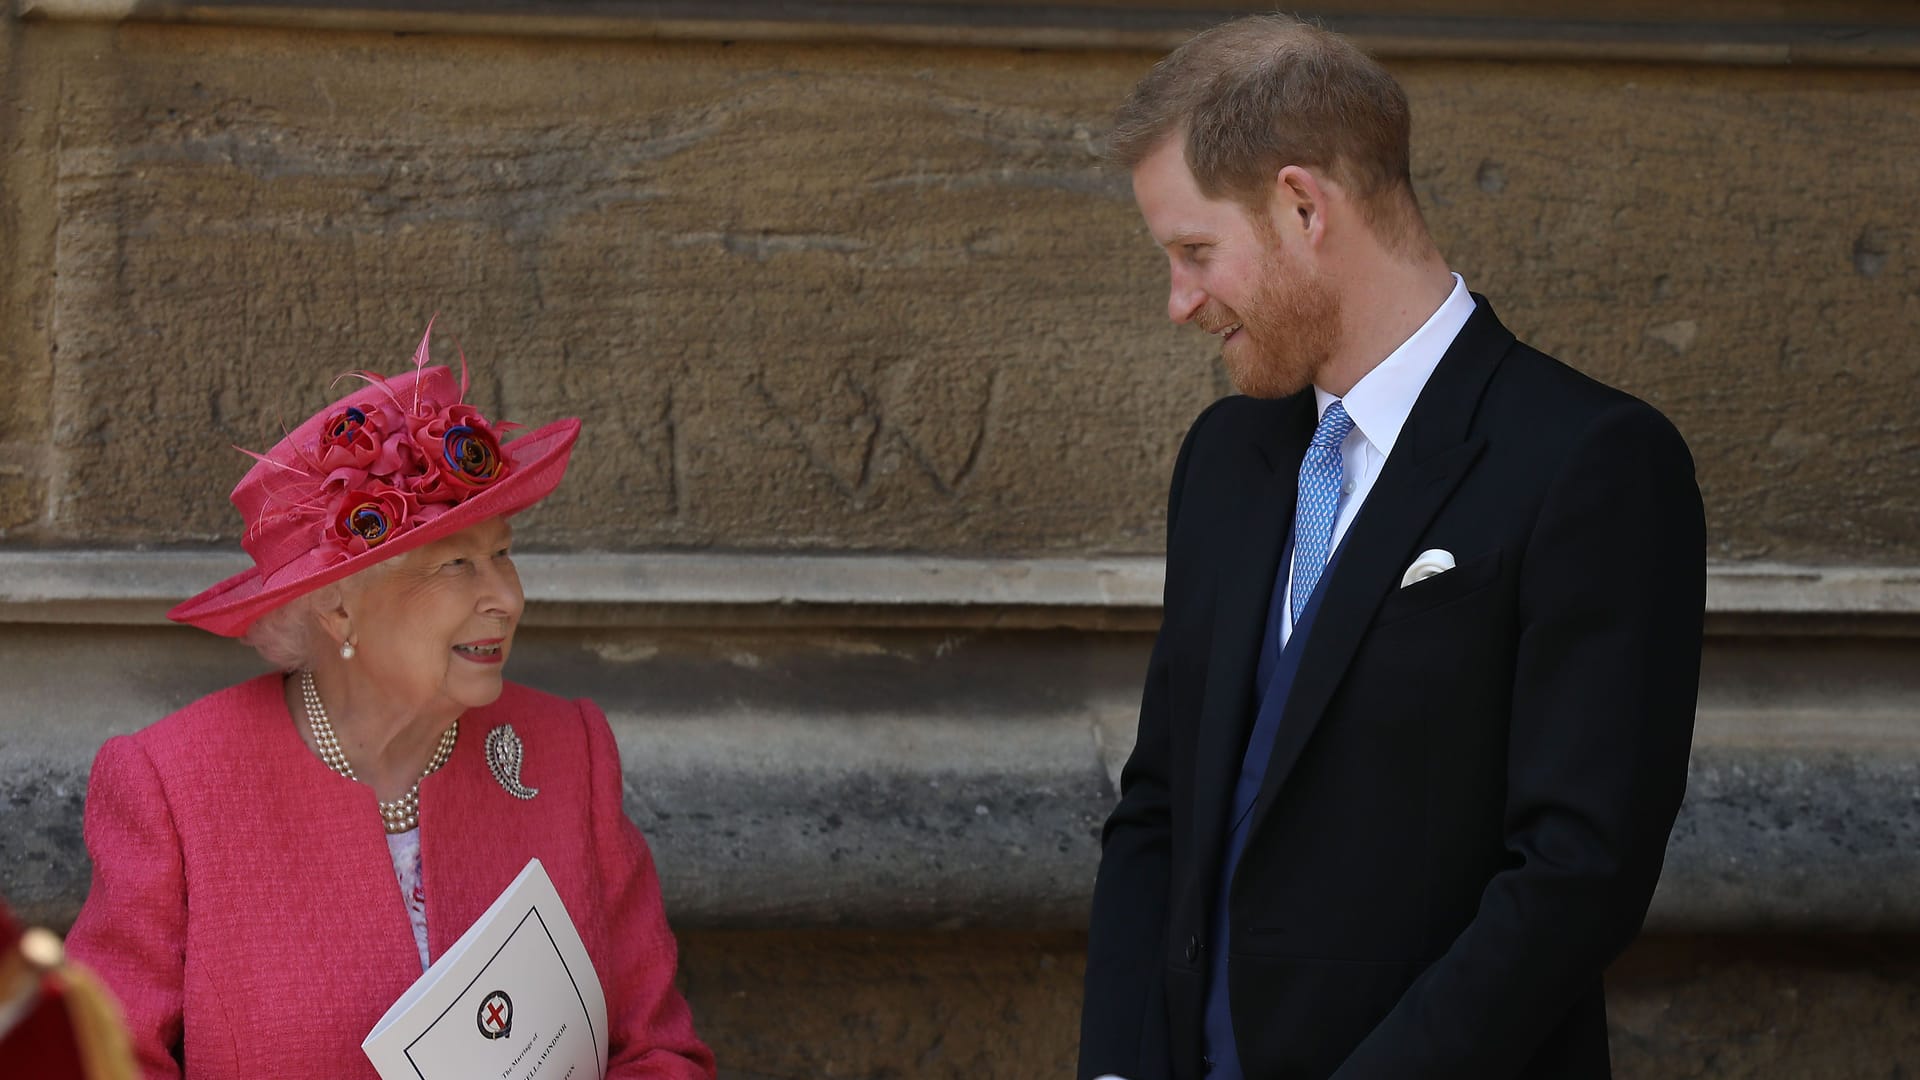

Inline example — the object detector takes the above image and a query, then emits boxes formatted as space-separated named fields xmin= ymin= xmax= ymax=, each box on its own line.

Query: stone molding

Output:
xmin=14 ymin=0 xmax=1920 ymax=66
xmin=2 ymin=550 xmax=1919 ymax=631
xmin=3 ymin=551 xmax=1916 ymax=931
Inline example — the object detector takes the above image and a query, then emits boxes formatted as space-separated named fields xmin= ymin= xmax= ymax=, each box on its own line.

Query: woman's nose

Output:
xmin=478 ymin=558 xmax=525 ymax=620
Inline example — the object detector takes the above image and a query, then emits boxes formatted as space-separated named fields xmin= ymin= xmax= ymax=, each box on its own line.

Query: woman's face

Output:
xmin=341 ymin=516 xmax=524 ymax=720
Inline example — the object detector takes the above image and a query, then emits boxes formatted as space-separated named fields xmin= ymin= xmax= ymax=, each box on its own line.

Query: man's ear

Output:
xmin=1270 ymin=164 xmax=1330 ymax=247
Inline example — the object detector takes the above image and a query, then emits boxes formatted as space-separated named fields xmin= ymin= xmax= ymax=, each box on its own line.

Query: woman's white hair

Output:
xmin=240 ymin=562 xmax=392 ymax=671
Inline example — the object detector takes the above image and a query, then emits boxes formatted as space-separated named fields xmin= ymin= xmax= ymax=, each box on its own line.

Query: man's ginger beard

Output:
xmin=1201 ymin=234 xmax=1342 ymax=400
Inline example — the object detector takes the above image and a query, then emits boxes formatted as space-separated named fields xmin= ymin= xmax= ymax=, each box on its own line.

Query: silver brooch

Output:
xmin=484 ymin=724 xmax=539 ymax=800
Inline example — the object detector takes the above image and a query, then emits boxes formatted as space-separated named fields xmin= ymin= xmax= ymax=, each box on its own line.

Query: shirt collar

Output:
xmin=1314 ymin=272 xmax=1475 ymax=458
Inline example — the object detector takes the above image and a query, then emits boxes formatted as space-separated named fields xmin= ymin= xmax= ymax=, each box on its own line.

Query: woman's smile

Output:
xmin=453 ymin=638 xmax=506 ymax=664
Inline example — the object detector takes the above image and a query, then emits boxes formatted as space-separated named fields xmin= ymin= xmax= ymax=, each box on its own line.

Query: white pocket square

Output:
xmin=1400 ymin=548 xmax=1456 ymax=588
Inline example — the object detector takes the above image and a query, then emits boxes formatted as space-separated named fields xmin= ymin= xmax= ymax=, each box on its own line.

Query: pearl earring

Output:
xmin=340 ymin=640 xmax=356 ymax=660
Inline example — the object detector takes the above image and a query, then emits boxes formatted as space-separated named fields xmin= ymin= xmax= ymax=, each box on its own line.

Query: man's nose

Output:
xmin=1167 ymin=269 xmax=1205 ymax=325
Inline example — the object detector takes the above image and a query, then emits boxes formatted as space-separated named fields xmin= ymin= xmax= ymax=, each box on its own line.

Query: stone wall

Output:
xmin=3 ymin=5 xmax=1919 ymax=1077
xmin=0 ymin=20 xmax=1915 ymax=560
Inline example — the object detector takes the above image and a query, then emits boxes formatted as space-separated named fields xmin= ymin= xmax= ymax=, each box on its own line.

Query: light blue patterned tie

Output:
xmin=1289 ymin=400 xmax=1355 ymax=624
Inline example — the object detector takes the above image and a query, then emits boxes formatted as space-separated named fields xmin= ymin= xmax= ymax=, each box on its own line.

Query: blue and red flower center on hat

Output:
xmin=327 ymin=406 xmax=366 ymax=440
xmin=315 ymin=402 xmax=398 ymax=481
xmin=408 ymin=404 xmax=510 ymax=497
xmin=327 ymin=485 xmax=416 ymax=555
xmin=446 ymin=425 xmax=503 ymax=483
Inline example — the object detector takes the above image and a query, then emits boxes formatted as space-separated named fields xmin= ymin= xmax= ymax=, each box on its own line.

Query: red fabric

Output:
xmin=0 ymin=977 xmax=89 ymax=1080
xmin=65 ymin=674 xmax=715 ymax=1080
xmin=3 ymin=894 xmax=87 ymax=1079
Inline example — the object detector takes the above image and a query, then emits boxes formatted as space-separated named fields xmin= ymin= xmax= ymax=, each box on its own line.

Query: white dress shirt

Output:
xmin=1277 ymin=273 xmax=1475 ymax=649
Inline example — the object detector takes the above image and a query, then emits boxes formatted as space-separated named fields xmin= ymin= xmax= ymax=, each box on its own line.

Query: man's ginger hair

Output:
xmin=1109 ymin=14 xmax=1428 ymax=252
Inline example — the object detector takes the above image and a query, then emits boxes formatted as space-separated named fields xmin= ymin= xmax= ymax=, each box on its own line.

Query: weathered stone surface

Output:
xmin=27 ymin=24 xmax=1195 ymax=555
xmin=1607 ymin=935 xmax=1920 ymax=1078
xmin=1406 ymin=61 xmax=1920 ymax=564
xmin=0 ymin=13 xmax=59 ymax=528
xmin=672 ymin=930 xmax=1920 ymax=1080
xmin=619 ymin=718 xmax=1114 ymax=928
xmin=1658 ymin=747 xmax=1920 ymax=933
xmin=0 ymin=469 xmax=41 ymax=532
xmin=2 ymin=23 xmax=1914 ymax=560
xmin=0 ymin=755 xmax=87 ymax=930
xmin=0 ymin=19 xmax=15 ymax=406
xmin=6 ymin=615 xmax=1918 ymax=933
xmin=678 ymin=929 xmax=1086 ymax=1079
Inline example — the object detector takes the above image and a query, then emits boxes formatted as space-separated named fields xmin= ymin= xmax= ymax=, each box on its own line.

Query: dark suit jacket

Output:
xmin=1078 ymin=298 xmax=1705 ymax=1080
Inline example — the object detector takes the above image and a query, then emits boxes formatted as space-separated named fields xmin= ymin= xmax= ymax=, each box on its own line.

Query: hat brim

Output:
xmin=167 ymin=418 xmax=580 ymax=638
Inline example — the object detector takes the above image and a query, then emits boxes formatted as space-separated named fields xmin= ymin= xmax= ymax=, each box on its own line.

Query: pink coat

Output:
xmin=65 ymin=673 xmax=715 ymax=1080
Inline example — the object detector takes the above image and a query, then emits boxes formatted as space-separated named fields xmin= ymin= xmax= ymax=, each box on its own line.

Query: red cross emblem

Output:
xmin=476 ymin=990 xmax=513 ymax=1040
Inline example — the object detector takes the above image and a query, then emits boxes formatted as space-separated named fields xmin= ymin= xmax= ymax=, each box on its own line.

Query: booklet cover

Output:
xmin=363 ymin=858 xmax=609 ymax=1080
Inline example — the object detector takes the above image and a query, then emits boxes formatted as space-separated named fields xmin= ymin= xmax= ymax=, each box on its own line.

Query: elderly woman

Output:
xmin=64 ymin=329 xmax=715 ymax=1080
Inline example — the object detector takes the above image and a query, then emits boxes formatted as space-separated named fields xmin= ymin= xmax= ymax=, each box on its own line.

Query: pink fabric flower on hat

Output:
xmin=317 ymin=400 xmax=412 ymax=493
xmin=317 ymin=405 xmax=381 ymax=473
xmin=408 ymin=404 xmax=511 ymax=502
xmin=327 ymin=485 xmax=417 ymax=556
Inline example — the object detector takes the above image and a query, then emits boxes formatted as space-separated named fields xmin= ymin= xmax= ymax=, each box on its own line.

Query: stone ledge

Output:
xmin=3 ymin=551 xmax=1918 ymax=632
xmin=7 ymin=737 xmax=1920 ymax=934
xmin=1654 ymin=748 xmax=1920 ymax=933
xmin=14 ymin=0 xmax=1920 ymax=67
xmin=1 ymin=555 xmax=1913 ymax=932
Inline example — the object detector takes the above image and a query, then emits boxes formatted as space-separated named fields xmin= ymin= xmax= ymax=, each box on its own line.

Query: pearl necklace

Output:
xmin=299 ymin=669 xmax=458 ymax=834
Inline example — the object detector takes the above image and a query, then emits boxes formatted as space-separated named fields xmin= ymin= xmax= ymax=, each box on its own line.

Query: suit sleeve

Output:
xmin=1333 ymin=400 xmax=1706 ymax=1077
xmin=1078 ymin=401 xmax=1219 ymax=1080
xmin=579 ymin=700 xmax=718 ymax=1080
xmin=62 ymin=736 xmax=187 ymax=1080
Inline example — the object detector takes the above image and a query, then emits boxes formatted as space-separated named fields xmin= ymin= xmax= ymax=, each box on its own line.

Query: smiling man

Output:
xmin=1078 ymin=15 xmax=1707 ymax=1080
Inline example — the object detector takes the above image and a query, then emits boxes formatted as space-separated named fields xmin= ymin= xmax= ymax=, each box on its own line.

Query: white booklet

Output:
xmin=363 ymin=858 xmax=609 ymax=1080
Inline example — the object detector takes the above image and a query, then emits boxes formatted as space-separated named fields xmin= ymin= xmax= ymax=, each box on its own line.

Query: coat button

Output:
xmin=1185 ymin=935 xmax=1200 ymax=962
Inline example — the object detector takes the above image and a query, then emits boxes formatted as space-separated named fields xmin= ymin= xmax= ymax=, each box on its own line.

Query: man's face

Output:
xmin=1131 ymin=139 xmax=1340 ymax=398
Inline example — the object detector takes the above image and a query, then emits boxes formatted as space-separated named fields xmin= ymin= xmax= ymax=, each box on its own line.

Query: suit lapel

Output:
xmin=1246 ymin=299 xmax=1516 ymax=834
xmin=1188 ymin=394 xmax=1315 ymax=877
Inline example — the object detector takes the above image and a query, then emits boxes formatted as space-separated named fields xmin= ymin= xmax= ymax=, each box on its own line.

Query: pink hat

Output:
xmin=169 ymin=324 xmax=579 ymax=637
